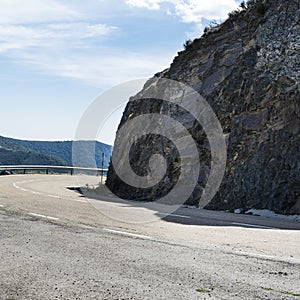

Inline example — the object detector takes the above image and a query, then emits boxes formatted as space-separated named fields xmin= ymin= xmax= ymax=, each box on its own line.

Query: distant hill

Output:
xmin=0 ymin=148 xmax=67 ymax=166
xmin=0 ymin=136 xmax=112 ymax=168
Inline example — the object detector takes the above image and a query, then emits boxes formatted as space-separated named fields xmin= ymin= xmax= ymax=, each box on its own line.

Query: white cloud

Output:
xmin=125 ymin=0 xmax=239 ymax=22
xmin=173 ymin=0 xmax=238 ymax=22
xmin=0 ymin=0 xmax=80 ymax=24
xmin=125 ymin=0 xmax=161 ymax=10
xmin=125 ymin=0 xmax=239 ymax=39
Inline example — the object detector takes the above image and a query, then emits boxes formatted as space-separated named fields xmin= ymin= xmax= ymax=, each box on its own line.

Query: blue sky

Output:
xmin=0 ymin=0 xmax=241 ymax=145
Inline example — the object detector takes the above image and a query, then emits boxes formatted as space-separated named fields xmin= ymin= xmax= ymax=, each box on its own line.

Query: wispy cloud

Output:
xmin=15 ymin=50 xmax=173 ymax=87
xmin=0 ymin=0 xmax=81 ymax=24
xmin=0 ymin=0 xmax=174 ymax=87
xmin=0 ymin=23 xmax=117 ymax=53
xmin=0 ymin=0 xmax=240 ymax=89
xmin=0 ymin=20 xmax=170 ymax=87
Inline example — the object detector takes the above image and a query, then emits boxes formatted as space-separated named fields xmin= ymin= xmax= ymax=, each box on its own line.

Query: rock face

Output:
xmin=106 ymin=0 xmax=300 ymax=214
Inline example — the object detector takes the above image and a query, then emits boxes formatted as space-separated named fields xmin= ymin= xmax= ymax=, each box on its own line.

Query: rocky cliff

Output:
xmin=106 ymin=0 xmax=300 ymax=214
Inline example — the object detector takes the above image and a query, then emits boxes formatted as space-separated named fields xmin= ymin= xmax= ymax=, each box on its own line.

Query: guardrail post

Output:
xmin=71 ymin=168 xmax=73 ymax=176
xmin=101 ymin=152 xmax=104 ymax=184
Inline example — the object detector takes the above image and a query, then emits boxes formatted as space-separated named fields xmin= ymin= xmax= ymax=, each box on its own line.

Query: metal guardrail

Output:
xmin=0 ymin=165 xmax=108 ymax=176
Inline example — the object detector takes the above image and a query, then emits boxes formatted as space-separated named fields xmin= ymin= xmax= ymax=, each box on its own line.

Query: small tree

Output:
xmin=183 ymin=39 xmax=192 ymax=49
xmin=240 ymin=1 xmax=247 ymax=9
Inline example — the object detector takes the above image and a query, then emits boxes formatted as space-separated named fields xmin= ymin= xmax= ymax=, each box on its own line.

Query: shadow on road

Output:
xmin=72 ymin=185 xmax=300 ymax=231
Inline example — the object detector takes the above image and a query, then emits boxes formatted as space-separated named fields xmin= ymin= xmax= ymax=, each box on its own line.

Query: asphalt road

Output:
xmin=0 ymin=174 xmax=300 ymax=299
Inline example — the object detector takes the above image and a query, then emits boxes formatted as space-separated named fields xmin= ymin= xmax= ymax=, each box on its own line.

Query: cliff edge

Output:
xmin=106 ymin=0 xmax=300 ymax=214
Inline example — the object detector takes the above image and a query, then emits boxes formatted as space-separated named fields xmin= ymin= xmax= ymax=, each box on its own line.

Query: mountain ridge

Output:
xmin=0 ymin=135 xmax=112 ymax=168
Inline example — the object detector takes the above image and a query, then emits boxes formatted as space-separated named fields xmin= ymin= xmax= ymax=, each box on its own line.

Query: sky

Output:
xmin=0 ymin=0 xmax=242 ymax=145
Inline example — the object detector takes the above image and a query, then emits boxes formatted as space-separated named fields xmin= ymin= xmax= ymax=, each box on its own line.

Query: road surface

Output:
xmin=0 ymin=174 xmax=299 ymax=299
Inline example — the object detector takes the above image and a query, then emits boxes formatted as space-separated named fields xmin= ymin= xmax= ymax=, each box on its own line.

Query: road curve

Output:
xmin=0 ymin=174 xmax=300 ymax=299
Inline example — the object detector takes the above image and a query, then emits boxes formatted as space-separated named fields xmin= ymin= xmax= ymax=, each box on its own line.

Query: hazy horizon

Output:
xmin=0 ymin=134 xmax=114 ymax=147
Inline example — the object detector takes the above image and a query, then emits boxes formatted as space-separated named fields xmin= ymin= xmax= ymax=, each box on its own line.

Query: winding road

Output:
xmin=0 ymin=174 xmax=300 ymax=299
